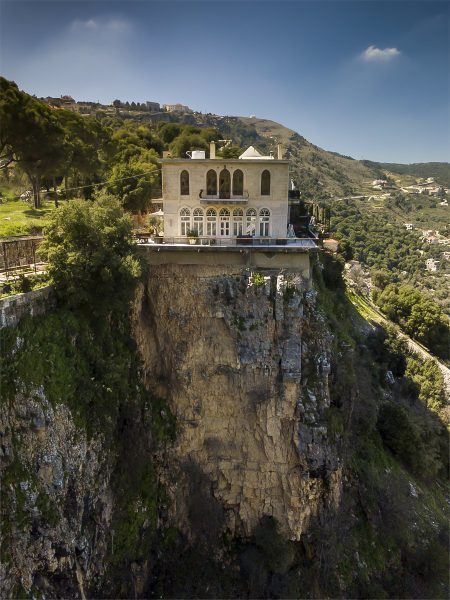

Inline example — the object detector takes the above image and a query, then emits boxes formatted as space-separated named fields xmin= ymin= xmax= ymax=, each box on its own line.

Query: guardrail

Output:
xmin=199 ymin=190 xmax=249 ymax=202
xmin=0 ymin=236 xmax=44 ymax=274
xmin=134 ymin=234 xmax=318 ymax=247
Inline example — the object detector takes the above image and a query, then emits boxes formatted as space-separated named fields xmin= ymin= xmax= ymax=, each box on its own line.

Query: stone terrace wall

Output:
xmin=0 ymin=287 xmax=54 ymax=329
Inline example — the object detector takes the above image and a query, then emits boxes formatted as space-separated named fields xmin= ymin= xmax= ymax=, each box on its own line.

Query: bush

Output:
xmin=40 ymin=196 xmax=141 ymax=315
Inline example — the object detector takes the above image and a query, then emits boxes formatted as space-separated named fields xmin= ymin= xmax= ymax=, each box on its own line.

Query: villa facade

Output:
xmin=161 ymin=143 xmax=290 ymax=240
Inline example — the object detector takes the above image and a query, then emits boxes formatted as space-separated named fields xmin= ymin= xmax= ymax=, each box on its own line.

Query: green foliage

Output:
xmin=216 ymin=145 xmax=243 ymax=159
xmin=251 ymin=271 xmax=266 ymax=287
xmin=169 ymin=133 xmax=208 ymax=158
xmin=367 ymin=325 xmax=408 ymax=378
xmin=371 ymin=269 xmax=392 ymax=290
xmin=405 ymin=355 xmax=446 ymax=411
xmin=321 ymin=252 xmax=345 ymax=290
xmin=338 ymin=238 xmax=354 ymax=260
xmin=375 ymin=284 xmax=449 ymax=359
xmin=106 ymin=150 xmax=159 ymax=212
xmin=39 ymin=196 xmax=141 ymax=314
xmin=0 ymin=78 xmax=65 ymax=208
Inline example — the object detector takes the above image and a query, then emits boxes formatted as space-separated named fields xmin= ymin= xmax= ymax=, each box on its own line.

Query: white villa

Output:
xmin=161 ymin=142 xmax=292 ymax=241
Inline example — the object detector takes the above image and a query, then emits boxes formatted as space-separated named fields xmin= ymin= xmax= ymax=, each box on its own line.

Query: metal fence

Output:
xmin=0 ymin=236 xmax=44 ymax=274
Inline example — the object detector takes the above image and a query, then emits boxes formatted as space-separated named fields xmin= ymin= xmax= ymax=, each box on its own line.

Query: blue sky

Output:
xmin=0 ymin=1 xmax=448 ymax=162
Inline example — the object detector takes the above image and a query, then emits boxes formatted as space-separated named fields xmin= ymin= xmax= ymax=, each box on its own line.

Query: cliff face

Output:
xmin=133 ymin=263 xmax=341 ymax=542
xmin=2 ymin=263 xmax=343 ymax=597
xmin=0 ymin=389 xmax=113 ymax=598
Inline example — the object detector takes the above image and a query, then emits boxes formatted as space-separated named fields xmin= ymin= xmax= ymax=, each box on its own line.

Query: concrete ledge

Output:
xmin=138 ymin=244 xmax=313 ymax=275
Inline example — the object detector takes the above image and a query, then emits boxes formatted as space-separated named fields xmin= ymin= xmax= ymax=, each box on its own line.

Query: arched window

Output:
xmin=193 ymin=207 xmax=204 ymax=236
xmin=232 ymin=169 xmax=244 ymax=196
xmin=219 ymin=168 xmax=231 ymax=199
xmin=180 ymin=170 xmax=189 ymax=195
xmin=233 ymin=208 xmax=244 ymax=236
xmin=206 ymin=208 xmax=217 ymax=236
xmin=261 ymin=170 xmax=271 ymax=196
xmin=259 ymin=208 xmax=270 ymax=237
xmin=219 ymin=208 xmax=231 ymax=236
xmin=207 ymin=170 xmax=217 ymax=196
xmin=180 ymin=207 xmax=191 ymax=236
xmin=246 ymin=208 xmax=256 ymax=236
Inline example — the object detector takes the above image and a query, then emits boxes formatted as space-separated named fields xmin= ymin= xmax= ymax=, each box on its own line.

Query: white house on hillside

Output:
xmin=161 ymin=142 xmax=292 ymax=240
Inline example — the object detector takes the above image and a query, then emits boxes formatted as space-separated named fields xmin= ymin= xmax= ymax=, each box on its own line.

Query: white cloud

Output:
xmin=71 ymin=18 xmax=130 ymax=33
xmin=71 ymin=19 xmax=98 ymax=31
xmin=360 ymin=45 xmax=401 ymax=62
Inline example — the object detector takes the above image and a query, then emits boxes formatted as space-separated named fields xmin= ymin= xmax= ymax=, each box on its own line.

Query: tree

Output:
xmin=216 ymin=145 xmax=243 ymax=159
xmin=371 ymin=269 xmax=391 ymax=291
xmin=0 ymin=77 xmax=65 ymax=207
xmin=107 ymin=150 xmax=159 ymax=212
xmin=40 ymin=196 xmax=141 ymax=314
xmin=55 ymin=110 xmax=110 ymax=198
xmin=169 ymin=133 xmax=208 ymax=158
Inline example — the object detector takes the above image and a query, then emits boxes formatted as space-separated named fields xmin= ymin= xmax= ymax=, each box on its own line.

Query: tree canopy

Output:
xmin=40 ymin=195 xmax=141 ymax=314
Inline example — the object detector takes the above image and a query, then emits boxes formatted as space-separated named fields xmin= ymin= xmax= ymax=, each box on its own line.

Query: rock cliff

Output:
xmin=133 ymin=264 xmax=341 ymax=542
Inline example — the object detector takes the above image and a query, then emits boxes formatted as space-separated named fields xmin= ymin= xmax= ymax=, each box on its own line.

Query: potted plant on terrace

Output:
xmin=187 ymin=229 xmax=198 ymax=244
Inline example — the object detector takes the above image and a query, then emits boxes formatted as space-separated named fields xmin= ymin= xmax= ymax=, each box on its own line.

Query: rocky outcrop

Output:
xmin=0 ymin=387 xmax=113 ymax=598
xmin=133 ymin=264 xmax=341 ymax=541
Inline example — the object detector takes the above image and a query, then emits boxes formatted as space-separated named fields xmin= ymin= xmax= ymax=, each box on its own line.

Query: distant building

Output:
xmin=404 ymin=223 xmax=414 ymax=230
xmin=146 ymin=101 xmax=160 ymax=112
xmin=163 ymin=103 xmax=192 ymax=113
xmin=425 ymin=258 xmax=439 ymax=272
xmin=372 ymin=179 xmax=388 ymax=189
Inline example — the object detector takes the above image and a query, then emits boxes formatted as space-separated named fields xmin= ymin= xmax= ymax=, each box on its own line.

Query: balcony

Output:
xmin=199 ymin=190 xmax=249 ymax=205
xmin=134 ymin=234 xmax=318 ymax=249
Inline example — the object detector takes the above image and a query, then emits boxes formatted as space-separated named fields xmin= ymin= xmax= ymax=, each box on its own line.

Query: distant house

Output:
xmin=404 ymin=223 xmax=414 ymax=230
xmin=372 ymin=179 xmax=388 ymax=189
xmin=163 ymin=103 xmax=192 ymax=113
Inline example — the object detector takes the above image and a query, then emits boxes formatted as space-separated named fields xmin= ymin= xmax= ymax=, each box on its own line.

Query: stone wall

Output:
xmin=0 ymin=286 xmax=54 ymax=329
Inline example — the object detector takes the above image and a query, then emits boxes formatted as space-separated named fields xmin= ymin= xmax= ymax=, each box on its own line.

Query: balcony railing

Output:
xmin=199 ymin=190 xmax=249 ymax=204
xmin=134 ymin=234 xmax=318 ymax=248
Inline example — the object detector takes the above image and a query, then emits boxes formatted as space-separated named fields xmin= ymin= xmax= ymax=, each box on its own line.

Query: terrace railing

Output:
xmin=134 ymin=234 xmax=318 ymax=248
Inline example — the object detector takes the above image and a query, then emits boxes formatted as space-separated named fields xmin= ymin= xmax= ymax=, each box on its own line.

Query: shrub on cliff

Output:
xmin=40 ymin=195 xmax=141 ymax=314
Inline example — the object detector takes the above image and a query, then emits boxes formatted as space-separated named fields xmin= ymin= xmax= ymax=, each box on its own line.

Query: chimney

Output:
xmin=277 ymin=143 xmax=283 ymax=159
xmin=210 ymin=141 xmax=216 ymax=159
